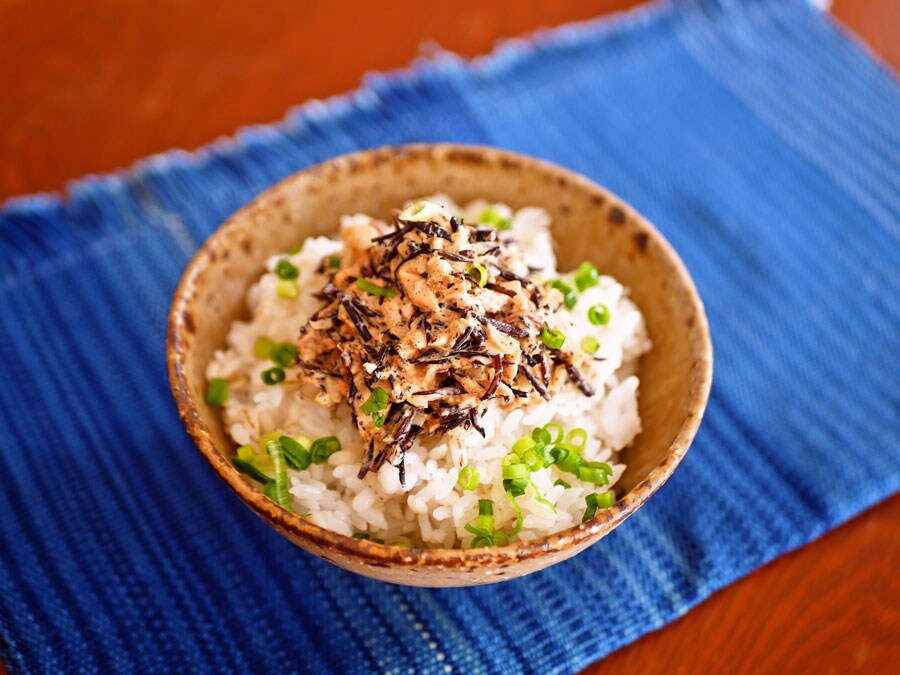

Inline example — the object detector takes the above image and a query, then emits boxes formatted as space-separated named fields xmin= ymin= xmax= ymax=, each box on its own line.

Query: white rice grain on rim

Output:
xmin=206 ymin=198 xmax=651 ymax=548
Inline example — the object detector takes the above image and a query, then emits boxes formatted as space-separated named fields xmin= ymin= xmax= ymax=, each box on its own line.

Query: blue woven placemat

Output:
xmin=2 ymin=0 xmax=899 ymax=672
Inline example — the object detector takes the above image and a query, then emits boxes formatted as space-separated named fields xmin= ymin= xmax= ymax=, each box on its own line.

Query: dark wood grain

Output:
xmin=0 ymin=1 xmax=897 ymax=673
xmin=585 ymin=495 xmax=900 ymax=674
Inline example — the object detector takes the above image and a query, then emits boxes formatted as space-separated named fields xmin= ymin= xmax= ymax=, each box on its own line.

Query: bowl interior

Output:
xmin=169 ymin=144 xmax=711 ymax=585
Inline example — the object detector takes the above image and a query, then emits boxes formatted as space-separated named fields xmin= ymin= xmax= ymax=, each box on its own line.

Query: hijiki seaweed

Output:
xmin=295 ymin=200 xmax=594 ymax=483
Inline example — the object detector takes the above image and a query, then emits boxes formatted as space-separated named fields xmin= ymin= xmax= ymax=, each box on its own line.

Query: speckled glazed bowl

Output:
xmin=167 ymin=144 xmax=712 ymax=587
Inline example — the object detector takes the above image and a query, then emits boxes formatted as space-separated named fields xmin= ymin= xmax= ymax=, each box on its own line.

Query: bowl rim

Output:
xmin=167 ymin=143 xmax=713 ymax=569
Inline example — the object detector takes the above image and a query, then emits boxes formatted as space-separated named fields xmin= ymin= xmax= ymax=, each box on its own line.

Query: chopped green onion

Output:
xmin=352 ymin=533 xmax=384 ymax=543
xmin=205 ymin=378 xmax=229 ymax=406
xmin=262 ymin=479 xmax=277 ymax=500
xmin=287 ymin=245 xmax=301 ymax=255
xmin=502 ymin=464 xmax=529 ymax=480
xmin=372 ymin=412 xmax=386 ymax=428
xmin=355 ymin=278 xmax=398 ymax=298
xmin=503 ymin=477 xmax=529 ymax=498
xmin=531 ymin=427 xmax=552 ymax=445
xmin=588 ymin=303 xmax=611 ymax=326
xmin=581 ymin=337 xmax=600 ymax=354
xmin=543 ymin=423 xmax=564 ymax=444
xmin=276 ymin=279 xmax=298 ymax=299
xmin=574 ymin=261 xmax=599 ymax=292
xmin=231 ymin=456 xmax=272 ymax=484
xmin=566 ymin=428 xmax=588 ymax=449
xmin=554 ymin=479 xmax=571 ymax=489
xmin=582 ymin=492 xmax=614 ymax=522
xmin=458 ymin=466 xmax=479 ymax=491
xmin=279 ymin=435 xmax=311 ymax=471
xmin=261 ymin=367 xmax=285 ymax=385
xmin=270 ymin=342 xmax=298 ymax=368
xmin=399 ymin=200 xmax=443 ymax=222
xmin=522 ymin=449 xmax=544 ymax=471
xmin=236 ymin=445 xmax=255 ymax=463
xmin=466 ymin=264 xmax=488 ymax=287
xmin=512 ymin=435 xmax=536 ymax=457
xmin=309 ymin=436 xmax=341 ymax=464
xmin=275 ymin=259 xmax=299 ymax=280
xmin=535 ymin=443 xmax=553 ymax=467
xmin=361 ymin=387 xmax=389 ymax=415
xmin=585 ymin=460 xmax=613 ymax=476
xmin=577 ymin=466 xmax=610 ymax=486
xmin=476 ymin=499 xmax=494 ymax=532
xmin=550 ymin=279 xmax=577 ymax=309
xmin=264 ymin=439 xmax=294 ymax=513
xmin=595 ymin=491 xmax=615 ymax=508
xmin=551 ymin=445 xmax=585 ymax=473
xmin=540 ymin=327 xmax=566 ymax=350
xmin=258 ymin=430 xmax=282 ymax=450
xmin=506 ymin=490 xmax=524 ymax=535
xmin=480 ymin=208 xmax=512 ymax=231
xmin=327 ymin=255 xmax=341 ymax=269
xmin=501 ymin=452 xmax=519 ymax=468
xmin=531 ymin=483 xmax=557 ymax=513
xmin=253 ymin=336 xmax=274 ymax=359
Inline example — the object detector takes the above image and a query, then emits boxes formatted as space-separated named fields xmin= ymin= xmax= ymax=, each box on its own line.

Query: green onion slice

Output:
xmin=542 ymin=423 xmax=564 ymax=444
xmin=511 ymin=435 xmax=536 ymax=457
xmin=458 ymin=466 xmax=479 ymax=491
xmin=351 ymin=533 xmax=384 ymax=543
xmin=253 ymin=336 xmax=274 ymax=360
xmin=275 ymin=259 xmax=299 ymax=280
xmin=270 ymin=342 xmax=298 ymax=368
xmin=361 ymin=387 xmax=389 ymax=415
xmin=550 ymin=279 xmax=577 ymax=309
xmin=261 ymin=367 xmax=285 ymax=385
xmin=355 ymin=278 xmax=398 ymax=298
xmin=503 ymin=477 xmax=529 ymax=498
xmin=231 ymin=456 xmax=272 ymax=484
xmin=264 ymin=439 xmax=294 ymax=513
xmin=476 ymin=499 xmax=494 ymax=533
xmin=327 ymin=255 xmax=341 ymax=269
xmin=566 ymin=428 xmax=588 ymax=449
xmin=581 ymin=337 xmax=600 ymax=354
xmin=276 ymin=279 xmax=298 ymax=299
xmin=205 ymin=378 xmax=229 ymax=406
xmin=279 ymin=435 xmax=311 ymax=471
xmin=522 ymin=449 xmax=544 ymax=471
xmin=583 ymin=492 xmax=614 ymax=522
xmin=466 ymin=264 xmax=488 ymax=287
xmin=236 ymin=445 xmax=255 ymax=462
xmin=540 ymin=327 xmax=566 ymax=350
xmin=506 ymin=491 xmax=524 ymax=535
xmin=309 ymin=436 xmax=341 ymax=464
xmin=574 ymin=261 xmax=599 ymax=292
xmin=502 ymin=463 xmax=529 ymax=480
xmin=588 ymin=303 xmax=611 ymax=326
xmin=554 ymin=479 xmax=571 ymax=489
xmin=531 ymin=427 xmax=552 ymax=445
xmin=577 ymin=466 xmax=610 ymax=486
xmin=480 ymin=208 xmax=512 ymax=231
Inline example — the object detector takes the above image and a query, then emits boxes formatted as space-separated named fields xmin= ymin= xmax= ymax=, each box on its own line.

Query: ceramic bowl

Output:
xmin=167 ymin=144 xmax=712 ymax=587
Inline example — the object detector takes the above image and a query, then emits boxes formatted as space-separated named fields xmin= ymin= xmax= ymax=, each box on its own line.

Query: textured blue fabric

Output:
xmin=2 ymin=0 xmax=899 ymax=672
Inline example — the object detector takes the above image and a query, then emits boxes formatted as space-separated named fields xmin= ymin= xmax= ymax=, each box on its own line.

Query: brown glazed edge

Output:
xmin=166 ymin=144 xmax=713 ymax=584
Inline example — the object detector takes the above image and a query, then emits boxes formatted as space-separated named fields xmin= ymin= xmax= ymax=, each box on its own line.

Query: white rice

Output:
xmin=206 ymin=197 xmax=651 ymax=548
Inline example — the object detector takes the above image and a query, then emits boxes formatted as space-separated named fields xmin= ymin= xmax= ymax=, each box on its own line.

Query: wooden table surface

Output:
xmin=2 ymin=1 xmax=898 ymax=673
